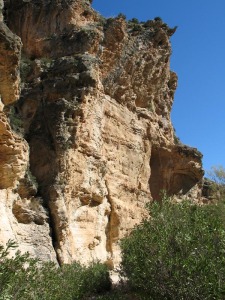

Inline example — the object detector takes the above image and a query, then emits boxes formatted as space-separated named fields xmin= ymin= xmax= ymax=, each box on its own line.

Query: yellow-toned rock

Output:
xmin=0 ymin=22 xmax=21 ymax=105
xmin=1 ymin=0 xmax=204 ymax=267
xmin=0 ymin=11 xmax=57 ymax=262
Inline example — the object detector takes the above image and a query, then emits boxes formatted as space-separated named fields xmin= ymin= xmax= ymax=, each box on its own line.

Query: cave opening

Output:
xmin=149 ymin=146 xmax=200 ymax=201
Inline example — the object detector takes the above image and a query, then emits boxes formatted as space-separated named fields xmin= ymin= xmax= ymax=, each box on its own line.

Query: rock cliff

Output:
xmin=0 ymin=0 xmax=204 ymax=266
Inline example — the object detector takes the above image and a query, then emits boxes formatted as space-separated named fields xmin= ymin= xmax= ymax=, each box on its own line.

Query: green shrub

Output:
xmin=0 ymin=240 xmax=111 ymax=300
xmin=207 ymin=165 xmax=225 ymax=199
xmin=0 ymin=240 xmax=40 ymax=300
xmin=208 ymin=165 xmax=225 ymax=186
xmin=26 ymin=169 xmax=38 ymax=190
xmin=131 ymin=24 xmax=143 ymax=32
xmin=117 ymin=13 xmax=126 ymax=20
xmin=20 ymin=56 xmax=33 ymax=83
xmin=129 ymin=18 xmax=139 ymax=24
xmin=95 ymin=291 xmax=128 ymax=299
xmin=8 ymin=106 xmax=24 ymax=136
xmin=97 ymin=15 xmax=107 ymax=27
xmin=154 ymin=16 xmax=163 ymax=22
xmin=120 ymin=196 xmax=225 ymax=299
xmin=174 ymin=134 xmax=182 ymax=145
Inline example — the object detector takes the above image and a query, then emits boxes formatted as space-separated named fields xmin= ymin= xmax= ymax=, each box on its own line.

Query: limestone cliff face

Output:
xmin=0 ymin=0 xmax=204 ymax=266
xmin=0 ymin=1 xmax=56 ymax=261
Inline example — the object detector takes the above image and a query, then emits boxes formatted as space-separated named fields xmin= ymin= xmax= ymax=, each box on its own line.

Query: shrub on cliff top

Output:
xmin=129 ymin=18 xmax=139 ymax=24
xmin=154 ymin=16 xmax=163 ymax=22
xmin=117 ymin=13 xmax=126 ymax=20
xmin=120 ymin=195 xmax=225 ymax=299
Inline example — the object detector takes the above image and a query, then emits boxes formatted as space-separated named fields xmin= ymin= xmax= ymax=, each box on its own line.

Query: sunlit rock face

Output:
xmin=0 ymin=0 xmax=204 ymax=266
xmin=0 ymin=1 xmax=57 ymax=262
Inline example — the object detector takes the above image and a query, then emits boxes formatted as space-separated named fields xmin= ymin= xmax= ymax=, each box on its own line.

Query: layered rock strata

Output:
xmin=0 ymin=0 xmax=204 ymax=266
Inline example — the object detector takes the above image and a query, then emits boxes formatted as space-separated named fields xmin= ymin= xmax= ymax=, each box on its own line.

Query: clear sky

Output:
xmin=92 ymin=0 xmax=225 ymax=173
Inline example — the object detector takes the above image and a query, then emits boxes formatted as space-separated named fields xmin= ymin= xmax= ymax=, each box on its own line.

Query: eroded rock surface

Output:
xmin=0 ymin=0 xmax=204 ymax=266
xmin=0 ymin=4 xmax=57 ymax=262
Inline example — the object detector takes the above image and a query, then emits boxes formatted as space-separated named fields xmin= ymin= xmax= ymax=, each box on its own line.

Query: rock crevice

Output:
xmin=0 ymin=0 xmax=204 ymax=266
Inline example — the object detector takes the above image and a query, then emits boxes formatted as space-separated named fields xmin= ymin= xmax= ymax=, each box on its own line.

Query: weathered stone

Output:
xmin=0 ymin=189 xmax=57 ymax=262
xmin=5 ymin=0 xmax=101 ymax=58
xmin=0 ymin=0 xmax=205 ymax=267
xmin=0 ymin=0 xmax=3 ymax=22
xmin=0 ymin=8 xmax=57 ymax=262
xmin=0 ymin=112 xmax=28 ymax=189
xmin=0 ymin=22 xmax=21 ymax=104
xmin=150 ymin=145 xmax=204 ymax=200
xmin=0 ymin=112 xmax=56 ymax=261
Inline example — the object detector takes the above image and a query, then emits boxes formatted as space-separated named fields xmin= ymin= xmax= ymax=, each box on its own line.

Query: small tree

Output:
xmin=208 ymin=165 xmax=225 ymax=185
xmin=207 ymin=165 xmax=225 ymax=199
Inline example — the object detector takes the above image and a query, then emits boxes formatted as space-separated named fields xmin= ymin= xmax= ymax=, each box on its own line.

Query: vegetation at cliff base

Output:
xmin=120 ymin=194 xmax=225 ymax=299
xmin=1 ymin=167 xmax=225 ymax=299
xmin=0 ymin=240 xmax=111 ymax=300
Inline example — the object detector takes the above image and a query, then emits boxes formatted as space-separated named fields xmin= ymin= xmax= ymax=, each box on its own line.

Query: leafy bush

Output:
xmin=20 ymin=56 xmax=33 ymax=83
xmin=129 ymin=18 xmax=139 ymax=24
xmin=0 ymin=240 xmax=39 ymax=300
xmin=208 ymin=165 xmax=225 ymax=186
xmin=131 ymin=24 xmax=143 ymax=32
xmin=154 ymin=16 xmax=163 ymax=22
xmin=8 ymin=106 xmax=24 ymax=136
xmin=95 ymin=290 xmax=129 ymax=300
xmin=207 ymin=165 xmax=225 ymax=199
xmin=117 ymin=13 xmax=126 ymax=20
xmin=120 ymin=196 xmax=225 ymax=299
xmin=0 ymin=240 xmax=111 ymax=300
xmin=97 ymin=15 xmax=107 ymax=27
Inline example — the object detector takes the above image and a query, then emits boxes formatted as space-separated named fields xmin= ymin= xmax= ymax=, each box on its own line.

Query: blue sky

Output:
xmin=92 ymin=0 xmax=225 ymax=173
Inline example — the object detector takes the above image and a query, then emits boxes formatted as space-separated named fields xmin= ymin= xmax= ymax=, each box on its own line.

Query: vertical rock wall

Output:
xmin=0 ymin=1 xmax=57 ymax=262
xmin=0 ymin=0 xmax=204 ymax=266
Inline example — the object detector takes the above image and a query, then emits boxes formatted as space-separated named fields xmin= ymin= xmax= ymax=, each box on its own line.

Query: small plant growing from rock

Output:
xmin=97 ymin=15 xmax=107 ymax=27
xmin=129 ymin=18 xmax=139 ymax=24
xmin=117 ymin=13 xmax=126 ymax=20
xmin=154 ymin=16 xmax=163 ymax=22
xmin=7 ymin=105 xmax=24 ymax=136
xmin=26 ymin=169 xmax=38 ymax=190
xmin=20 ymin=56 xmax=33 ymax=83
xmin=131 ymin=23 xmax=143 ymax=32
xmin=174 ymin=134 xmax=181 ymax=144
